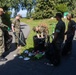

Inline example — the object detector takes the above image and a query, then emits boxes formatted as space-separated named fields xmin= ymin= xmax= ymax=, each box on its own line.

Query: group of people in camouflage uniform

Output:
xmin=0 ymin=7 xmax=75 ymax=65
xmin=0 ymin=8 xmax=22 ymax=61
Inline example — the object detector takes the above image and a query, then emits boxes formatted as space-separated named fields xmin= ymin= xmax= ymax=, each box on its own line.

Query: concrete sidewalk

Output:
xmin=20 ymin=22 xmax=30 ymax=39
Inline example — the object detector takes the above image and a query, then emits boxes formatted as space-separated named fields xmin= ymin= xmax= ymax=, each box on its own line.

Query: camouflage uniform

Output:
xmin=36 ymin=26 xmax=49 ymax=39
xmin=12 ymin=19 xmax=20 ymax=45
xmin=0 ymin=16 xmax=7 ymax=56
xmin=40 ymin=26 xmax=48 ymax=37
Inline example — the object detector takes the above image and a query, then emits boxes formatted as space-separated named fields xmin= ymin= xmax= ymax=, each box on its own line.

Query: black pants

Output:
xmin=62 ymin=35 xmax=74 ymax=55
xmin=46 ymin=42 xmax=62 ymax=66
xmin=52 ymin=43 xmax=61 ymax=66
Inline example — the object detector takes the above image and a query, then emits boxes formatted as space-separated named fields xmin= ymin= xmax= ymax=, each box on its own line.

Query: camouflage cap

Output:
xmin=0 ymin=8 xmax=4 ymax=13
xmin=16 ymin=14 xmax=22 ymax=18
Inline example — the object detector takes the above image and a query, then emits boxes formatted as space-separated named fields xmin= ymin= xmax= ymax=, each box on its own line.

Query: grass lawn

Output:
xmin=20 ymin=18 xmax=76 ymax=53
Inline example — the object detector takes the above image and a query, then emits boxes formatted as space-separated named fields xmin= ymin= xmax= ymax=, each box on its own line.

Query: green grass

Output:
xmin=20 ymin=18 xmax=76 ymax=53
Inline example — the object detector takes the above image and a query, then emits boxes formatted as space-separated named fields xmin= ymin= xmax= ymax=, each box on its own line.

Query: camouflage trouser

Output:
xmin=15 ymin=32 xmax=19 ymax=44
xmin=0 ymin=28 xmax=5 ymax=56
xmin=14 ymin=29 xmax=20 ymax=45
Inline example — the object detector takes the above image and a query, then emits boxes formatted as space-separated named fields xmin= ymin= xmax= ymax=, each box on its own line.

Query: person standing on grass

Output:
xmin=12 ymin=14 xmax=22 ymax=49
xmin=62 ymin=14 xmax=76 ymax=56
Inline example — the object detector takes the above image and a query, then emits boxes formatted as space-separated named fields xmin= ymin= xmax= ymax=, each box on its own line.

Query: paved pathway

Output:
xmin=20 ymin=22 xmax=30 ymax=39
xmin=0 ymin=26 xmax=76 ymax=75
xmin=0 ymin=23 xmax=30 ymax=64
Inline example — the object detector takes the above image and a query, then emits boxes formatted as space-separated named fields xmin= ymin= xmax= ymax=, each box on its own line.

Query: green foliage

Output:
xmin=21 ymin=0 xmax=35 ymax=18
xmin=0 ymin=0 xmax=76 ymax=19
xmin=32 ymin=0 xmax=76 ymax=19
xmin=56 ymin=3 xmax=68 ymax=13
xmin=72 ymin=8 xmax=76 ymax=17
xmin=1 ymin=12 xmax=12 ymax=28
xmin=0 ymin=0 xmax=19 ymax=10
xmin=32 ymin=0 xmax=56 ymax=19
xmin=0 ymin=0 xmax=20 ymax=17
xmin=67 ymin=0 xmax=76 ymax=17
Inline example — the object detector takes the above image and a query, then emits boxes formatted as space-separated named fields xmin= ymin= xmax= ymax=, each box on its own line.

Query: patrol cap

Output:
xmin=0 ymin=8 xmax=4 ymax=13
xmin=16 ymin=14 xmax=22 ymax=18
xmin=55 ymin=13 xmax=63 ymax=18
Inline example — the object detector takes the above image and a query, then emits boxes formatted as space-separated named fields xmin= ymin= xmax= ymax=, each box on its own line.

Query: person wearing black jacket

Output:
xmin=62 ymin=14 xmax=76 ymax=56
xmin=46 ymin=13 xmax=65 ymax=66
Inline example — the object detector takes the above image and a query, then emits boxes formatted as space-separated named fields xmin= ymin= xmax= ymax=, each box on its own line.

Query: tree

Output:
xmin=0 ymin=0 xmax=20 ymax=17
xmin=32 ymin=0 xmax=76 ymax=19
xmin=56 ymin=3 xmax=68 ymax=14
xmin=0 ymin=0 xmax=16 ymax=27
xmin=21 ymin=0 xmax=35 ymax=18
xmin=0 ymin=0 xmax=76 ymax=19
xmin=67 ymin=0 xmax=76 ymax=17
xmin=32 ymin=0 xmax=56 ymax=19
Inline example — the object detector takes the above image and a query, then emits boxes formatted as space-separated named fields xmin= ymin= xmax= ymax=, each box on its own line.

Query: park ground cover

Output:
xmin=20 ymin=18 xmax=76 ymax=53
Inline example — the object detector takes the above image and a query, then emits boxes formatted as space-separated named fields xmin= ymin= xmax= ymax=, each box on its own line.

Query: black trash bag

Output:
xmin=4 ymin=30 xmax=12 ymax=51
xmin=45 ymin=43 xmax=55 ymax=61
xmin=33 ymin=36 xmax=45 ymax=52
xmin=45 ymin=43 xmax=61 ymax=66
xmin=19 ymin=31 xmax=26 ymax=46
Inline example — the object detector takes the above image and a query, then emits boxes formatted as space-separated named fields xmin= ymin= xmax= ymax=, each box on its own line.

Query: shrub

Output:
xmin=1 ymin=11 xmax=12 ymax=28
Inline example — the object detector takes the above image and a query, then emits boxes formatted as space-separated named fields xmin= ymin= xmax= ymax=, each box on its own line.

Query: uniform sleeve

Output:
xmin=0 ymin=23 xmax=8 ymax=28
xmin=55 ymin=24 xmax=61 ymax=33
xmin=0 ymin=17 xmax=8 ymax=28
xmin=12 ymin=19 xmax=16 ymax=27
